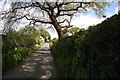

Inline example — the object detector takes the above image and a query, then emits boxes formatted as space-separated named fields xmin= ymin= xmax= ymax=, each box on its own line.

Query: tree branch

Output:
xmin=58 ymin=19 xmax=69 ymax=24
xmin=24 ymin=15 xmax=52 ymax=24
xmin=12 ymin=14 xmax=52 ymax=24
xmin=35 ymin=2 xmax=50 ymax=14
xmin=57 ymin=13 xmax=73 ymax=17
xmin=60 ymin=2 xmax=91 ymax=12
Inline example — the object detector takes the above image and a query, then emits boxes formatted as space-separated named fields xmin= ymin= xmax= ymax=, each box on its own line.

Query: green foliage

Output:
xmin=18 ymin=26 xmax=39 ymax=38
xmin=68 ymin=27 xmax=81 ymax=35
xmin=50 ymin=38 xmax=58 ymax=44
xmin=2 ymin=35 xmax=16 ymax=54
xmin=63 ymin=32 xmax=69 ymax=38
xmin=39 ymin=29 xmax=51 ymax=42
xmin=2 ymin=26 xmax=47 ymax=72
xmin=49 ymin=42 xmax=53 ymax=48
xmin=2 ymin=48 xmax=30 ymax=71
xmin=51 ymin=14 xmax=120 ymax=78
xmin=51 ymin=36 xmax=77 ymax=78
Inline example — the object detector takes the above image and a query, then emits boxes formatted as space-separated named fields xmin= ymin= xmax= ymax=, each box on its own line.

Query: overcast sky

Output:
xmin=0 ymin=1 xmax=119 ymax=39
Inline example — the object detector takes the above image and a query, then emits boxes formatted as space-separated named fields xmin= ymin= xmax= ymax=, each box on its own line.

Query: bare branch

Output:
xmin=24 ymin=15 xmax=52 ymax=24
xmin=58 ymin=18 xmax=70 ymax=24
xmin=35 ymin=2 xmax=50 ymax=14
xmin=57 ymin=13 xmax=73 ymax=17
xmin=61 ymin=25 xmax=73 ymax=28
xmin=59 ymin=2 xmax=95 ymax=12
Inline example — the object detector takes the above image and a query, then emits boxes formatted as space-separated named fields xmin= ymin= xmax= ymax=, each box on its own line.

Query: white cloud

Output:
xmin=50 ymin=14 xmax=106 ymax=39
xmin=49 ymin=31 xmax=58 ymax=39
xmin=106 ymin=12 xmax=114 ymax=18
xmin=115 ymin=6 xmax=120 ymax=14
xmin=71 ymin=15 xmax=105 ymax=29
xmin=0 ymin=1 xmax=11 ymax=12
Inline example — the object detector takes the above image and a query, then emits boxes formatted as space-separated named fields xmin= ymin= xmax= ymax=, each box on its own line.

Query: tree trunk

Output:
xmin=49 ymin=15 xmax=63 ymax=40
xmin=58 ymin=30 xmax=63 ymax=41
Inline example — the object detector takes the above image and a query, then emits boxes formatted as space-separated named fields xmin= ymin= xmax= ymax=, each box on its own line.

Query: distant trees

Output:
xmin=18 ymin=26 xmax=39 ymax=38
xmin=2 ymin=26 xmax=51 ymax=54
xmin=39 ymin=29 xmax=51 ymax=42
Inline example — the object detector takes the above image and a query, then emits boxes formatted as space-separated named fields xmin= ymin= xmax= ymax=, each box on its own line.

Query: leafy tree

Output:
xmin=69 ymin=27 xmax=81 ymax=35
xmin=18 ymin=26 xmax=51 ymax=42
xmin=63 ymin=32 xmax=69 ymax=38
xmin=2 ymin=1 xmax=110 ymax=40
xmin=39 ymin=29 xmax=51 ymax=42
xmin=18 ymin=26 xmax=39 ymax=38
xmin=51 ymin=38 xmax=58 ymax=43
xmin=2 ymin=31 xmax=16 ymax=54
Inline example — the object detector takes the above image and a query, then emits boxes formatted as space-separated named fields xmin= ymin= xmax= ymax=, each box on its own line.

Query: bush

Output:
xmin=2 ymin=26 xmax=46 ymax=72
xmin=72 ymin=14 xmax=120 ymax=78
xmin=2 ymin=48 xmax=30 ymax=71
xmin=51 ymin=36 xmax=77 ymax=78
xmin=51 ymin=14 xmax=120 ymax=79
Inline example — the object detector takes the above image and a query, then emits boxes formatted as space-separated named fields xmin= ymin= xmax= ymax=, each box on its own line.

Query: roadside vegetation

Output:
xmin=2 ymin=26 xmax=50 ymax=73
xmin=1 ymin=1 xmax=119 ymax=79
xmin=50 ymin=14 xmax=120 ymax=78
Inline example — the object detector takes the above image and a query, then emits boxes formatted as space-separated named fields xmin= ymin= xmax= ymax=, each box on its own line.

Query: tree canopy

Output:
xmin=1 ymin=1 xmax=110 ymax=40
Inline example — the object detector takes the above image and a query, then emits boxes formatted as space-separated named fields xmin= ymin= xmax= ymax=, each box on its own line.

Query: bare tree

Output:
xmin=1 ymin=0 xmax=110 ymax=40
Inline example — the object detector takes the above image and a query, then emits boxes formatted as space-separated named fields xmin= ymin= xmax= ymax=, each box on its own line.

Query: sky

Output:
xmin=0 ymin=1 xmax=119 ymax=39
xmin=71 ymin=2 xmax=118 ymax=29
xmin=50 ymin=2 xmax=119 ymax=39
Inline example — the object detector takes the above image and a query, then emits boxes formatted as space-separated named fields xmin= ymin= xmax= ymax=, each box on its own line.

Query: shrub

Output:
xmin=51 ymin=14 xmax=120 ymax=79
xmin=72 ymin=14 xmax=120 ymax=78
xmin=51 ymin=36 xmax=77 ymax=78
xmin=2 ymin=48 xmax=30 ymax=71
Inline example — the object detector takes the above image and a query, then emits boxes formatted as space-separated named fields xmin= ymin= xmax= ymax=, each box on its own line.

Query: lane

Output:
xmin=3 ymin=43 xmax=58 ymax=79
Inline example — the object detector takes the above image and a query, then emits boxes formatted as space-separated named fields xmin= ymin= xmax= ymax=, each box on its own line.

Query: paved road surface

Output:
xmin=3 ymin=43 xmax=58 ymax=79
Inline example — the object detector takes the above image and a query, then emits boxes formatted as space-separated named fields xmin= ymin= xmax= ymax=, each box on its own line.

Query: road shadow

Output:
xmin=2 ymin=43 xmax=58 ymax=79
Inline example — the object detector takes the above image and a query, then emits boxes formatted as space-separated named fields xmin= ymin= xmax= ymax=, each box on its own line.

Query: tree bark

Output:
xmin=49 ymin=14 xmax=63 ymax=40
